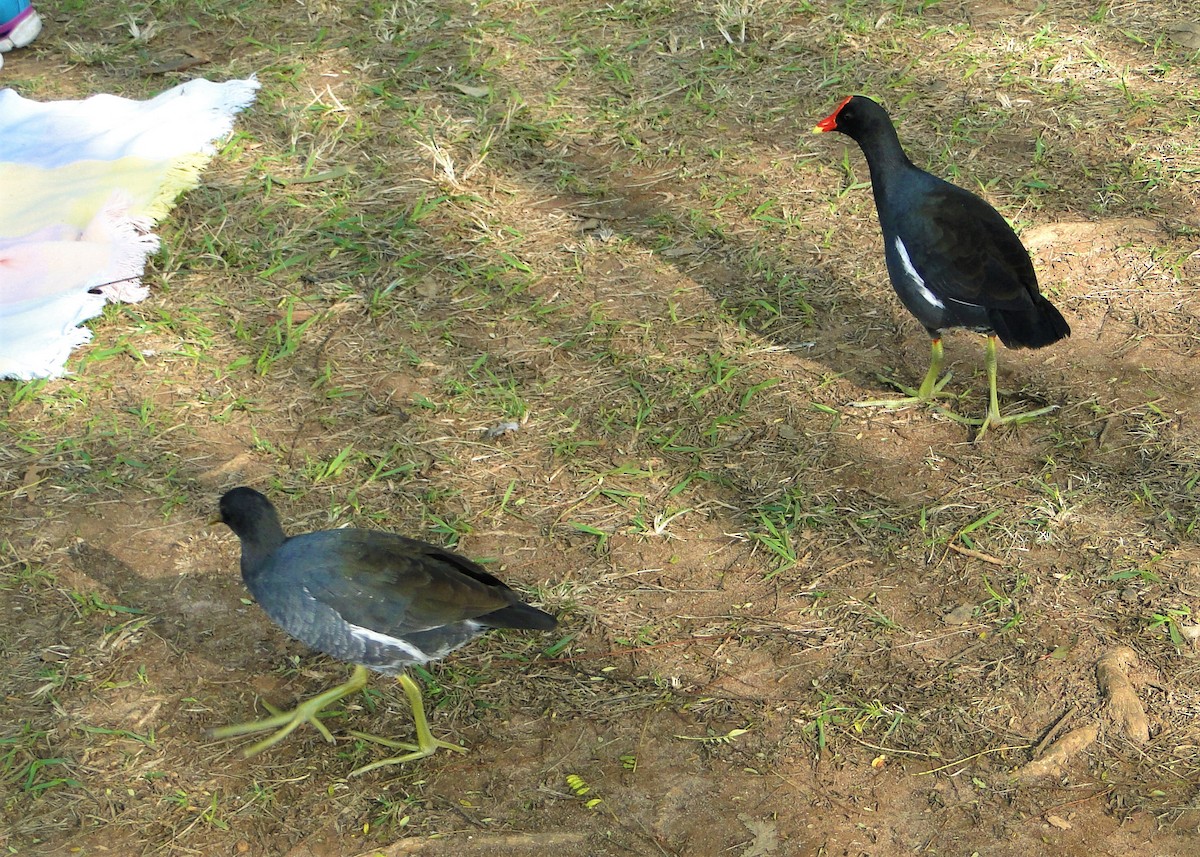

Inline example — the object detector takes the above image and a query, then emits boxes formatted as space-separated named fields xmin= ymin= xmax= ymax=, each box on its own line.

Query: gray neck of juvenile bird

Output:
xmin=235 ymin=519 xmax=287 ymax=583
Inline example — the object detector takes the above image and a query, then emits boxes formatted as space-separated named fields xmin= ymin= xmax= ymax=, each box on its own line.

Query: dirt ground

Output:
xmin=4 ymin=1 xmax=1200 ymax=855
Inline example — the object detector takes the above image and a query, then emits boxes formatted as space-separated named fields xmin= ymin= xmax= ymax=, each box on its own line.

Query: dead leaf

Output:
xmin=943 ymin=604 xmax=975 ymax=625
xmin=269 ymin=166 xmax=352 ymax=186
xmin=1046 ymin=814 xmax=1072 ymax=830
xmin=449 ymin=82 xmax=490 ymax=98
xmin=738 ymin=814 xmax=780 ymax=857
xmin=15 ymin=463 xmax=42 ymax=499
xmin=146 ymin=48 xmax=211 ymax=74
xmin=482 ymin=422 xmax=520 ymax=440
xmin=267 ymin=308 xmax=316 ymax=324
xmin=1167 ymin=21 xmax=1200 ymax=49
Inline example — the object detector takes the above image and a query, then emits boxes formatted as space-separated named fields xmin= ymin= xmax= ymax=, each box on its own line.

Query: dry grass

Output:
xmin=3 ymin=0 xmax=1200 ymax=854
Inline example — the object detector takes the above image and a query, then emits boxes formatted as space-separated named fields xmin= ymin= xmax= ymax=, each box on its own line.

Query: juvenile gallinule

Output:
xmin=211 ymin=487 xmax=557 ymax=774
xmin=814 ymin=95 xmax=1069 ymax=436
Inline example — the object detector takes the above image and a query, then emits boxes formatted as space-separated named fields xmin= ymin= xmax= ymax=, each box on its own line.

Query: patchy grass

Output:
xmin=3 ymin=0 xmax=1200 ymax=854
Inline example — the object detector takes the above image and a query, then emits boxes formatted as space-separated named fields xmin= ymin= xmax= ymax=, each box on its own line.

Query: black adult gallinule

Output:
xmin=211 ymin=487 xmax=557 ymax=774
xmin=814 ymin=95 xmax=1070 ymax=436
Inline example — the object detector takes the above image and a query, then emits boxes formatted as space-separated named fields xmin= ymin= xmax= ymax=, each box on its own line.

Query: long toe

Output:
xmin=854 ymin=370 xmax=954 ymax=410
xmin=209 ymin=694 xmax=342 ymax=757
xmin=208 ymin=709 xmax=295 ymax=740
xmin=919 ymin=371 xmax=954 ymax=399
xmin=349 ymin=734 xmax=467 ymax=777
xmin=345 ymin=728 xmax=422 ymax=753
xmin=975 ymin=403 xmax=1059 ymax=440
xmin=853 ymin=393 xmax=928 ymax=409
xmin=209 ymin=667 xmax=370 ymax=756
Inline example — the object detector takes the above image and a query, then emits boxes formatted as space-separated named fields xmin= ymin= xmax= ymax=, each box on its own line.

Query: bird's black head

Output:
xmin=812 ymin=95 xmax=890 ymax=141
xmin=216 ymin=486 xmax=284 ymax=541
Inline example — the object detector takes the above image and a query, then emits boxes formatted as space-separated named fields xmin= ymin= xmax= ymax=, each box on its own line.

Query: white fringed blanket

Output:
xmin=0 ymin=77 xmax=258 ymax=379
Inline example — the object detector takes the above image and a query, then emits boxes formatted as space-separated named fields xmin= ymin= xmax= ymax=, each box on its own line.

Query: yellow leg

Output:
xmin=209 ymin=664 xmax=370 ymax=757
xmin=348 ymin=672 xmax=467 ymax=776
xmin=974 ymin=334 xmax=1058 ymax=440
xmin=917 ymin=337 xmax=947 ymax=399
xmin=854 ymin=336 xmax=952 ymax=408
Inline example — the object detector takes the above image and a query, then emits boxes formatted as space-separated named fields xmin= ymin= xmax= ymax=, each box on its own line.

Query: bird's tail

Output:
xmin=480 ymin=601 xmax=558 ymax=631
xmin=990 ymin=296 xmax=1070 ymax=349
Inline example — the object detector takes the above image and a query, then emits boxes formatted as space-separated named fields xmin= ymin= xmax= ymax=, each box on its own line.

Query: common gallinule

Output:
xmin=211 ymin=487 xmax=557 ymax=774
xmin=814 ymin=95 xmax=1069 ymax=436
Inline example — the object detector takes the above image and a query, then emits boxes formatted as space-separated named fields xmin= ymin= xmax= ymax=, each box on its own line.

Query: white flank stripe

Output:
xmin=346 ymin=621 xmax=428 ymax=663
xmin=893 ymin=236 xmax=944 ymax=309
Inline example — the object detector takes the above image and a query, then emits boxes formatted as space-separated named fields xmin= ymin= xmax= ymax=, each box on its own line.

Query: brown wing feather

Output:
xmin=295 ymin=530 xmax=516 ymax=635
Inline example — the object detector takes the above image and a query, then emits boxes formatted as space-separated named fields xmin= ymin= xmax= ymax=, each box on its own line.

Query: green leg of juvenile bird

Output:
xmin=974 ymin=334 xmax=1058 ymax=439
xmin=855 ymin=336 xmax=953 ymax=408
xmin=348 ymin=672 xmax=467 ymax=776
xmin=209 ymin=664 xmax=370 ymax=756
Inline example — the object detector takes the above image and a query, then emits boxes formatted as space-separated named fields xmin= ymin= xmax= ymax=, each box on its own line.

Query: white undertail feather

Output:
xmin=345 ymin=621 xmax=429 ymax=664
xmin=893 ymin=236 xmax=944 ymax=309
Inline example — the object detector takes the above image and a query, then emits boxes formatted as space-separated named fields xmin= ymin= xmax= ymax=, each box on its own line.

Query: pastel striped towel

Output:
xmin=0 ymin=77 xmax=259 ymax=379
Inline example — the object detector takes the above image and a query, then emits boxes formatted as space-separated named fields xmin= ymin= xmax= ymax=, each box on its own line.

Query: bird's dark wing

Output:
xmin=288 ymin=530 xmax=518 ymax=636
xmin=899 ymin=183 xmax=1040 ymax=311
